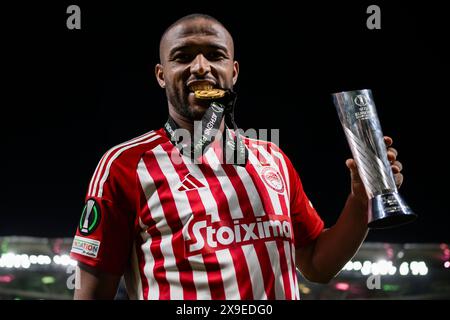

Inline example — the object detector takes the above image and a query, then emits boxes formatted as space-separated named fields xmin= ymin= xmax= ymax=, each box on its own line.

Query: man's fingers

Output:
xmin=384 ymin=136 xmax=393 ymax=147
xmin=387 ymin=147 xmax=398 ymax=160
xmin=392 ymin=160 xmax=403 ymax=173
xmin=346 ymin=158 xmax=357 ymax=171
xmin=394 ymin=173 xmax=403 ymax=188
xmin=346 ymin=158 xmax=362 ymax=182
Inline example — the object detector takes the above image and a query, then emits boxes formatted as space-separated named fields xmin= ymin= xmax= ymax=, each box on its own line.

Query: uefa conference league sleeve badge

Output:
xmin=79 ymin=198 xmax=101 ymax=235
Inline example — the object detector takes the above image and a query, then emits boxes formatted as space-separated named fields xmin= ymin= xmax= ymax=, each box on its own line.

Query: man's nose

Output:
xmin=190 ymin=54 xmax=211 ymax=76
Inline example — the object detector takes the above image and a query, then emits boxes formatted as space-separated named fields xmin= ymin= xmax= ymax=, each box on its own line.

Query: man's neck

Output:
xmin=168 ymin=108 xmax=225 ymax=135
xmin=168 ymin=109 xmax=195 ymax=133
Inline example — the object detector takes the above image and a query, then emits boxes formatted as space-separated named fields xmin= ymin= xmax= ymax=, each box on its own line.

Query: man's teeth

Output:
xmin=190 ymin=84 xmax=213 ymax=92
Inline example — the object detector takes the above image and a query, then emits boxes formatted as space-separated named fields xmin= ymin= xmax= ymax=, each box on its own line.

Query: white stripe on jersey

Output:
xmin=137 ymin=217 xmax=158 ymax=300
xmin=204 ymin=149 xmax=244 ymax=220
xmin=247 ymin=148 xmax=284 ymax=215
xmin=124 ymin=239 xmax=144 ymax=300
xmin=154 ymin=145 xmax=221 ymax=299
xmin=241 ymin=244 xmax=268 ymax=299
xmin=137 ymin=158 xmax=183 ymax=300
xmin=180 ymin=155 xmax=221 ymax=223
xmin=256 ymin=146 xmax=290 ymax=214
xmin=264 ymin=240 xmax=286 ymax=299
xmin=153 ymin=145 xmax=194 ymax=226
xmin=97 ymin=133 xmax=160 ymax=197
xmin=188 ymin=254 xmax=212 ymax=300
xmin=234 ymin=165 xmax=267 ymax=217
xmin=283 ymin=240 xmax=296 ymax=300
xmin=215 ymin=249 xmax=241 ymax=299
xmin=89 ymin=131 xmax=156 ymax=197
xmin=291 ymin=243 xmax=300 ymax=300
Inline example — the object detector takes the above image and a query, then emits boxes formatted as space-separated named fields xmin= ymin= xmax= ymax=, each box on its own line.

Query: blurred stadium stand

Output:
xmin=0 ymin=236 xmax=449 ymax=300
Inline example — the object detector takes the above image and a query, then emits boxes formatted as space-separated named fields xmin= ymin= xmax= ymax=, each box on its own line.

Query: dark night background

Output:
xmin=1 ymin=1 xmax=448 ymax=243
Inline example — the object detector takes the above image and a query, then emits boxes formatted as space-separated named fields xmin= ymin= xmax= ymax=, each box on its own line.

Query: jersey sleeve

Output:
xmin=282 ymin=151 xmax=324 ymax=248
xmin=70 ymin=156 xmax=136 ymax=275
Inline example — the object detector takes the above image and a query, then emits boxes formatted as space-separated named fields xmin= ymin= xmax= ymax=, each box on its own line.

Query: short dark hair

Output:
xmin=160 ymin=13 xmax=225 ymax=45
xmin=159 ymin=14 xmax=231 ymax=61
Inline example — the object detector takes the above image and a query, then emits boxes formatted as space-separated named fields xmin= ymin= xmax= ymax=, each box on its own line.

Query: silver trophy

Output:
xmin=332 ymin=89 xmax=417 ymax=228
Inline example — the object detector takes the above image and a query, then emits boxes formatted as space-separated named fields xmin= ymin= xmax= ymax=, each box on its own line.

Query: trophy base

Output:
xmin=368 ymin=192 xmax=417 ymax=229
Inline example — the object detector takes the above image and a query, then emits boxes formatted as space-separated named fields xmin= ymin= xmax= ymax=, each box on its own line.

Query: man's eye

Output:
xmin=174 ymin=53 xmax=192 ymax=62
xmin=206 ymin=52 xmax=224 ymax=60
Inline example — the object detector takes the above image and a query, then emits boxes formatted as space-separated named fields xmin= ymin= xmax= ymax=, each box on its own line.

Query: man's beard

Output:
xmin=168 ymin=89 xmax=206 ymax=121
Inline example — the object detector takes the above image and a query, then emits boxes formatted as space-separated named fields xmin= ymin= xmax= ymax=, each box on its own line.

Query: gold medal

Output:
xmin=194 ymin=88 xmax=225 ymax=100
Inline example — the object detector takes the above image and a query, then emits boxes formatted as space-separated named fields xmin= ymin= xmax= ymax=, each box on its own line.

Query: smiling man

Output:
xmin=71 ymin=13 xmax=404 ymax=300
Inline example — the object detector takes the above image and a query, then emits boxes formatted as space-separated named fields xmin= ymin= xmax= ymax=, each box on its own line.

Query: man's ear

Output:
xmin=232 ymin=61 xmax=239 ymax=85
xmin=155 ymin=64 xmax=165 ymax=88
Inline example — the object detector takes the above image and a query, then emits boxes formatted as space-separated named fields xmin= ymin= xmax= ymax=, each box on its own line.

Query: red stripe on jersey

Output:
xmin=221 ymin=165 xmax=256 ymax=217
xmin=89 ymin=131 xmax=156 ymax=197
xmin=252 ymin=145 xmax=292 ymax=299
xmin=288 ymin=243 xmax=299 ymax=299
xmin=276 ymin=241 xmax=293 ymax=299
xmin=244 ymin=155 xmax=276 ymax=215
xmin=244 ymin=144 xmax=292 ymax=299
xmin=144 ymin=149 xmax=197 ymax=299
xmin=262 ymin=144 xmax=290 ymax=215
xmin=200 ymin=155 xmax=255 ymax=299
xmin=219 ymin=165 xmax=256 ymax=299
xmin=253 ymin=243 xmax=277 ymax=299
xmin=249 ymin=144 xmax=289 ymax=216
xmin=267 ymin=144 xmax=291 ymax=199
xmin=197 ymin=160 xmax=231 ymax=221
xmin=230 ymin=246 xmax=254 ymax=299
xmin=278 ymin=193 xmax=289 ymax=216
xmin=138 ymin=184 xmax=170 ymax=299
xmin=202 ymin=253 xmax=226 ymax=299
xmin=134 ymin=221 xmax=149 ymax=300
xmin=90 ymin=131 xmax=158 ymax=197
xmin=160 ymin=144 xmax=225 ymax=299
xmin=159 ymin=142 xmax=214 ymax=298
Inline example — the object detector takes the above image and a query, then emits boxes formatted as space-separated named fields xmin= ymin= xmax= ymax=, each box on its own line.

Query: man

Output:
xmin=71 ymin=14 xmax=404 ymax=299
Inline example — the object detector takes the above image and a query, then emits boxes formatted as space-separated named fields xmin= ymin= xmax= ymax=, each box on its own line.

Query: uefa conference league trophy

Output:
xmin=332 ymin=89 xmax=417 ymax=228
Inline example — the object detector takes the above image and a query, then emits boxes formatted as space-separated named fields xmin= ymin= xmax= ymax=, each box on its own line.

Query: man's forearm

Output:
xmin=74 ymin=263 xmax=121 ymax=300
xmin=309 ymin=194 xmax=369 ymax=282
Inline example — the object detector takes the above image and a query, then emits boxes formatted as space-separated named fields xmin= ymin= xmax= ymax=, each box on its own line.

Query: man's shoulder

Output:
xmin=87 ymin=128 xmax=168 ymax=198
xmin=243 ymin=135 xmax=283 ymax=154
xmin=242 ymin=135 xmax=295 ymax=168
xmin=99 ymin=128 xmax=167 ymax=166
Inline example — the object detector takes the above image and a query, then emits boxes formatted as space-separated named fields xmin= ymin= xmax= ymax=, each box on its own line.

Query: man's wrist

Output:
xmin=347 ymin=193 xmax=369 ymax=219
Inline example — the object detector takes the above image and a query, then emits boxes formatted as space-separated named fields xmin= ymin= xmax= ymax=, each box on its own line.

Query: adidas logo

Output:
xmin=178 ymin=173 xmax=206 ymax=191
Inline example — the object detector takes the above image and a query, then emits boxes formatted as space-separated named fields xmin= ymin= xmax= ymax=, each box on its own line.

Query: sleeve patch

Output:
xmin=71 ymin=236 xmax=101 ymax=258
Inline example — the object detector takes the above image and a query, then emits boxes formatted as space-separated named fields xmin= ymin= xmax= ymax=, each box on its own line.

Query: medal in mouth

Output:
xmin=189 ymin=84 xmax=226 ymax=100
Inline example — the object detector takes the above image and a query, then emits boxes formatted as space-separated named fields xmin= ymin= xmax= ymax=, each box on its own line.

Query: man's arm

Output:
xmin=74 ymin=263 xmax=122 ymax=300
xmin=296 ymin=193 xmax=368 ymax=283
xmin=296 ymin=137 xmax=403 ymax=283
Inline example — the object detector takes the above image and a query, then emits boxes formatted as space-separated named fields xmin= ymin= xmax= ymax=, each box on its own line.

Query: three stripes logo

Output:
xmin=178 ymin=173 xmax=206 ymax=191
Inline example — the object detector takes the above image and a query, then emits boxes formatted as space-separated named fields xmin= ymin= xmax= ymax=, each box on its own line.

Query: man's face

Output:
xmin=156 ymin=18 xmax=239 ymax=121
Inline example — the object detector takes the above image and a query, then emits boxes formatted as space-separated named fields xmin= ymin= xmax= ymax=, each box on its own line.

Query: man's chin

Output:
xmin=187 ymin=95 xmax=211 ymax=120
xmin=190 ymin=105 xmax=209 ymax=121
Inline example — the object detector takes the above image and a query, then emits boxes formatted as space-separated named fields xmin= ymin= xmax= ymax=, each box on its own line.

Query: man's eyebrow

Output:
xmin=169 ymin=44 xmax=229 ymax=57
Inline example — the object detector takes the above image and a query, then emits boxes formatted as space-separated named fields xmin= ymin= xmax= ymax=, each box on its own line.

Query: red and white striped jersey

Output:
xmin=70 ymin=128 xmax=324 ymax=300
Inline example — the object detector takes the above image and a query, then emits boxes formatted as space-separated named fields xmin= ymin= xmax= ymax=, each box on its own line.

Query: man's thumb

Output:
xmin=346 ymin=159 xmax=361 ymax=182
